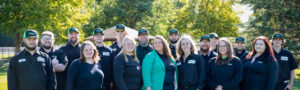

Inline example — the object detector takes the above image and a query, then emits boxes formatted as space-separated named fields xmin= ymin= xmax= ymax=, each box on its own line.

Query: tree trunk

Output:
xmin=14 ymin=32 xmax=22 ymax=54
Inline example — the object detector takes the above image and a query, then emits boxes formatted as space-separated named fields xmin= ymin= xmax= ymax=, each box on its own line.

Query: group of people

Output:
xmin=7 ymin=24 xmax=298 ymax=90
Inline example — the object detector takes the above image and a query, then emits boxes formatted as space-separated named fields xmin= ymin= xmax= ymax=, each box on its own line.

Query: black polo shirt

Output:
xmin=136 ymin=45 xmax=153 ymax=64
xmin=109 ymin=41 xmax=122 ymax=57
xmin=273 ymin=48 xmax=298 ymax=83
xmin=234 ymin=49 xmax=249 ymax=64
xmin=96 ymin=45 xmax=114 ymax=88
xmin=169 ymin=44 xmax=177 ymax=59
xmin=7 ymin=49 xmax=56 ymax=90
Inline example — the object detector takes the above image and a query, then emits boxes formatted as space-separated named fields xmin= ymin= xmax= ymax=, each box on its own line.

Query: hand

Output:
xmin=110 ymin=83 xmax=114 ymax=90
xmin=52 ymin=57 xmax=59 ymax=65
xmin=284 ymin=83 xmax=292 ymax=90
xmin=146 ymin=87 xmax=151 ymax=90
xmin=216 ymin=85 xmax=222 ymax=90
xmin=53 ymin=64 xmax=66 ymax=72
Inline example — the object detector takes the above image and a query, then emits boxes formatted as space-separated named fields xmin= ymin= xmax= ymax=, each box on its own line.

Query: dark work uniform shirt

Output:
xmin=274 ymin=48 xmax=298 ymax=90
xmin=234 ymin=49 xmax=249 ymax=64
xmin=96 ymin=45 xmax=114 ymax=88
xmin=207 ymin=57 xmax=243 ymax=90
xmin=7 ymin=49 xmax=56 ymax=90
xmin=169 ymin=44 xmax=177 ymax=59
xmin=65 ymin=59 xmax=104 ymax=90
xmin=158 ymin=54 xmax=176 ymax=90
xmin=177 ymin=53 xmax=205 ymax=90
xmin=136 ymin=44 xmax=153 ymax=64
xmin=113 ymin=53 xmax=142 ymax=90
xmin=242 ymin=54 xmax=279 ymax=90
xmin=199 ymin=51 xmax=217 ymax=70
xmin=40 ymin=48 xmax=67 ymax=90
xmin=109 ymin=41 xmax=122 ymax=57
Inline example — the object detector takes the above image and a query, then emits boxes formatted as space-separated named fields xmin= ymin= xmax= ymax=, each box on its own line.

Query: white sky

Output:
xmin=232 ymin=3 xmax=253 ymax=31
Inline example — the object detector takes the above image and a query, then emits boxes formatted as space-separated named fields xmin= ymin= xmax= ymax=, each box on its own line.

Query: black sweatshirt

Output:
xmin=273 ymin=48 xmax=298 ymax=83
xmin=96 ymin=45 xmax=114 ymax=88
xmin=207 ymin=57 xmax=243 ymax=90
xmin=40 ymin=48 xmax=68 ymax=90
xmin=7 ymin=49 xmax=56 ymax=90
xmin=242 ymin=54 xmax=279 ymax=90
xmin=109 ymin=42 xmax=122 ymax=57
xmin=169 ymin=44 xmax=177 ymax=59
xmin=113 ymin=53 xmax=142 ymax=90
xmin=234 ymin=49 xmax=249 ymax=64
xmin=177 ymin=53 xmax=205 ymax=90
xmin=136 ymin=45 xmax=153 ymax=64
xmin=65 ymin=59 xmax=104 ymax=90
xmin=158 ymin=53 xmax=176 ymax=90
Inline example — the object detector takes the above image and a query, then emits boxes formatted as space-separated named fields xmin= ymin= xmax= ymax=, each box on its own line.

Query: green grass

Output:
xmin=0 ymin=54 xmax=14 ymax=59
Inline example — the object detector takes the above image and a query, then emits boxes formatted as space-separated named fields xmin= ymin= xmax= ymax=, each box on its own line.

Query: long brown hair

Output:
xmin=120 ymin=36 xmax=139 ymax=63
xmin=79 ymin=41 xmax=100 ymax=63
xmin=154 ymin=35 xmax=175 ymax=60
xmin=215 ymin=38 xmax=234 ymax=65
xmin=176 ymin=34 xmax=198 ymax=60
xmin=246 ymin=36 xmax=275 ymax=61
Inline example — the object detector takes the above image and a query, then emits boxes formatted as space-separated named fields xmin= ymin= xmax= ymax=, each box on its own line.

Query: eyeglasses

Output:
xmin=116 ymin=30 xmax=124 ymax=33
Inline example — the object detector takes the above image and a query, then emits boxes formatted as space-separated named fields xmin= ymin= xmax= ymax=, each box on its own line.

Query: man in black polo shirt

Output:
xmin=272 ymin=33 xmax=298 ymax=90
xmin=233 ymin=36 xmax=248 ymax=64
xmin=110 ymin=24 xmax=127 ymax=57
xmin=209 ymin=33 xmax=218 ymax=53
xmin=40 ymin=31 xmax=68 ymax=90
xmin=136 ymin=29 xmax=153 ymax=64
xmin=168 ymin=28 xmax=180 ymax=59
xmin=7 ymin=30 xmax=56 ymax=90
xmin=92 ymin=28 xmax=114 ymax=90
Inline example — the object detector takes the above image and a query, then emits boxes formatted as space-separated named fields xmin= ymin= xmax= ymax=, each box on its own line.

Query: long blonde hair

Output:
xmin=120 ymin=37 xmax=139 ymax=63
xmin=176 ymin=34 xmax=198 ymax=60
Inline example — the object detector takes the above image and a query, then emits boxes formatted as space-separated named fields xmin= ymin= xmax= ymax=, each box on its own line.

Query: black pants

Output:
xmin=163 ymin=83 xmax=175 ymax=90
xmin=179 ymin=85 xmax=197 ymax=90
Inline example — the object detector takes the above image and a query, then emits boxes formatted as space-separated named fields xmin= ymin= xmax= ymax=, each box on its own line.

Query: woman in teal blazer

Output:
xmin=142 ymin=35 xmax=178 ymax=90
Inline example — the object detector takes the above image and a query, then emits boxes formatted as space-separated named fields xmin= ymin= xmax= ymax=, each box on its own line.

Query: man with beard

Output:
xmin=233 ymin=37 xmax=248 ymax=64
xmin=136 ymin=29 xmax=153 ymax=64
xmin=168 ymin=28 xmax=180 ymax=59
xmin=8 ymin=30 xmax=56 ymax=90
xmin=40 ymin=31 xmax=68 ymax=90
xmin=209 ymin=33 xmax=219 ymax=53
xmin=271 ymin=33 xmax=298 ymax=90
xmin=92 ymin=28 xmax=114 ymax=90
xmin=110 ymin=24 xmax=127 ymax=57
xmin=59 ymin=27 xmax=81 ymax=89
xmin=198 ymin=35 xmax=217 ymax=90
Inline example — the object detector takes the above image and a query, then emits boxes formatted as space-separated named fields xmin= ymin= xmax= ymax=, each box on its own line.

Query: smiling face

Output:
xmin=138 ymin=33 xmax=149 ymax=46
xmin=218 ymin=41 xmax=227 ymax=55
xmin=154 ymin=38 xmax=163 ymax=52
xmin=169 ymin=33 xmax=180 ymax=43
xmin=115 ymin=29 xmax=126 ymax=40
xmin=83 ymin=44 xmax=95 ymax=59
xmin=180 ymin=39 xmax=191 ymax=53
xmin=210 ymin=37 xmax=218 ymax=47
xmin=124 ymin=39 xmax=135 ymax=53
xmin=93 ymin=34 xmax=104 ymax=43
xmin=24 ymin=37 xmax=39 ymax=51
xmin=68 ymin=31 xmax=79 ymax=45
xmin=254 ymin=39 xmax=266 ymax=54
xmin=200 ymin=39 xmax=210 ymax=52
xmin=41 ymin=35 xmax=54 ymax=49
xmin=272 ymin=38 xmax=283 ymax=47
xmin=234 ymin=41 xmax=245 ymax=51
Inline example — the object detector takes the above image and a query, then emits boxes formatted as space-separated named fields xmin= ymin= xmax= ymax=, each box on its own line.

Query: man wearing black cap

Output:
xmin=271 ymin=33 xmax=298 ymax=90
xmin=93 ymin=28 xmax=114 ymax=90
xmin=110 ymin=24 xmax=127 ymax=57
xmin=8 ymin=30 xmax=56 ymax=90
xmin=136 ymin=29 xmax=153 ymax=64
xmin=209 ymin=33 xmax=218 ymax=53
xmin=168 ymin=28 xmax=180 ymax=59
xmin=40 ymin=31 xmax=68 ymax=90
xmin=59 ymin=27 xmax=81 ymax=89
xmin=233 ymin=36 xmax=248 ymax=64
xmin=198 ymin=35 xmax=217 ymax=90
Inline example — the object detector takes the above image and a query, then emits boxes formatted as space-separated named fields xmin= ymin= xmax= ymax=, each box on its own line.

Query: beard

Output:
xmin=42 ymin=45 xmax=52 ymax=49
xmin=140 ymin=41 xmax=149 ymax=47
xmin=170 ymin=40 xmax=178 ymax=44
xmin=236 ymin=47 xmax=244 ymax=52
xmin=26 ymin=44 xmax=37 ymax=51
xmin=69 ymin=39 xmax=78 ymax=45
xmin=201 ymin=48 xmax=209 ymax=53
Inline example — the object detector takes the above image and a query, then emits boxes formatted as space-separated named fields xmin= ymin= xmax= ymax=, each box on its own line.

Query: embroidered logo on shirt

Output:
xmin=188 ymin=60 xmax=196 ymax=64
xmin=112 ymin=48 xmax=117 ymax=51
xmin=227 ymin=63 xmax=233 ymax=66
xmin=18 ymin=59 xmax=26 ymax=63
xmin=281 ymin=56 xmax=288 ymax=61
xmin=257 ymin=61 xmax=263 ymax=64
xmin=103 ymin=52 xmax=110 ymax=56
xmin=177 ymin=62 xmax=181 ymax=66
xmin=37 ymin=56 xmax=45 ymax=62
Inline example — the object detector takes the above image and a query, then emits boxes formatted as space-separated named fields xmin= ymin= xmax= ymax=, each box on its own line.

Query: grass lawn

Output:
xmin=0 ymin=54 xmax=14 ymax=59
xmin=0 ymin=63 xmax=299 ymax=90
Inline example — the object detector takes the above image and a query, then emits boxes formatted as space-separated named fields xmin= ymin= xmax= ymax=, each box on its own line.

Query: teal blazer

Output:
xmin=142 ymin=50 xmax=178 ymax=90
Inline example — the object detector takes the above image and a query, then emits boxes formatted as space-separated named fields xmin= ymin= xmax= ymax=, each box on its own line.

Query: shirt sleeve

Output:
xmin=45 ymin=55 xmax=57 ymax=90
xmin=142 ymin=53 xmax=154 ymax=87
xmin=266 ymin=59 xmax=279 ymax=90
xmin=7 ymin=56 xmax=18 ymax=90
xmin=222 ymin=58 xmax=243 ymax=88
xmin=288 ymin=52 xmax=298 ymax=70
xmin=113 ymin=55 xmax=128 ymax=90
xmin=65 ymin=61 xmax=79 ymax=90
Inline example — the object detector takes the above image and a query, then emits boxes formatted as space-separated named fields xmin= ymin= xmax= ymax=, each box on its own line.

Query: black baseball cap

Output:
xmin=168 ymin=28 xmax=179 ymax=35
xmin=235 ymin=37 xmax=245 ymax=43
xmin=115 ymin=24 xmax=125 ymax=30
xmin=200 ymin=35 xmax=210 ymax=41
xmin=93 ymin=28 xmax=104 ymax=35
xmin=138 ymin=29 xmax=149 ymax=36
xmin=23 ymin=29 xmax=39 ymax=39
xmin=68 ymin=27 xmax=79 ymax=34
xmin=272 ymin=33 xmax=284 ymax=40
xmin=209 ymin=33 xmax=218 ymax=39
